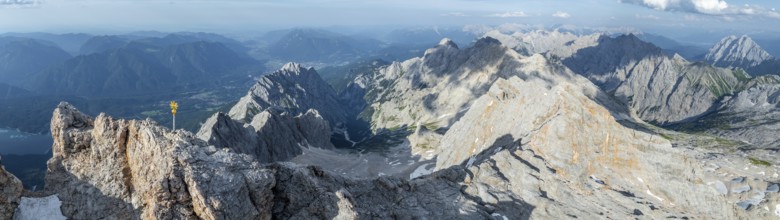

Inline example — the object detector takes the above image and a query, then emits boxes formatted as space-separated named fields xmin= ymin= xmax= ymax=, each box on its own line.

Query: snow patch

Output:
xmin=491 ymin=213 xmax=509 ymax=220
xmin=646 ymin=190 xmax=665 ymax=202
xmin=775 ymin=204 xmax=780 ymax=217
xmin=14 ymin=195 xmax=67 ymax=220
xmin=410 ymin=162 xmax=436 ymax=179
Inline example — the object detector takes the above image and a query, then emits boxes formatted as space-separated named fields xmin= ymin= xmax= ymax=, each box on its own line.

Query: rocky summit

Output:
xmin=228 ymin=62 xmax=348 ymax=126
xmin=3 ymin=32 xmax=780 ymax=219
xmin=705 ymin=35 xmax=774 ymax=70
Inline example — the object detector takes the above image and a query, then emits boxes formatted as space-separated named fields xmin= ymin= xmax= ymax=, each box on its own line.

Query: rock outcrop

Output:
xmin=228 ymin=62 xmax=348 ymax=126
xmin=705 ymin=35 xmax=774 ymax=70
xmin=564 ymin=34 xmax=747 ymax=124
xmin=46 ymin=103 xmax=277 ymax=219
xmin=435 ymin=73 xmax=734 ymax=218
xmin=40 ymin=102 xmax=527 ymax=219
xmin=0 ymin=155 xmax=23 ymax=219
xmin=197 ymin=108 xmax=333 ymax=163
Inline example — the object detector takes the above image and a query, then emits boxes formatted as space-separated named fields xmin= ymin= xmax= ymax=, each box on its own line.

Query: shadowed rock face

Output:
xmin=196 ymin=108 xmax=333 ymax=163
xmin=228 ymin=62 xmax=348 ymax=126
xmin=564 ymin=34 xmax=746 ymax=125
xmin=0 ymin=155 xmax=23 ymax=219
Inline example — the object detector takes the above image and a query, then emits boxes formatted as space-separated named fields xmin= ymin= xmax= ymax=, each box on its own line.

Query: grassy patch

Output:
xmin=658 ymin=133 xmax=673 ymax=140
xmin=748 ymin=157 xmax=772 ymax=167
xmin=422 ymin=121 xmax=439 ymax=131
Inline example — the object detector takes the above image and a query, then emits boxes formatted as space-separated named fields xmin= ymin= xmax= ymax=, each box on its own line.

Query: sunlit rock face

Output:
xmin=705 ymin=35 xmax=774 ymax=69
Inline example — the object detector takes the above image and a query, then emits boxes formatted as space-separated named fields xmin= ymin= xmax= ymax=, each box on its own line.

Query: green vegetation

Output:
xmin=748 ymin=157 xmax=772 ymax=167
xmin=732 ymin=69 xmax=751 ymax=82
xmin=422 ymin=121 xmax=439 ymax=131
xmin=658 ymin=133 xmax=673 ymax=140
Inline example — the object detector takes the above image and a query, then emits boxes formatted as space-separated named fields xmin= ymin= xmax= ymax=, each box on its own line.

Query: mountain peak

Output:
xmin=281 ymin=62 xmax=306 ymax=73
xmin=705 ymin=34 xmax=773 ymax=69
xmin=438 ymin=38 xmax=458 ymax=49
xmin=473 ymin=36 xmax=502 ymax=47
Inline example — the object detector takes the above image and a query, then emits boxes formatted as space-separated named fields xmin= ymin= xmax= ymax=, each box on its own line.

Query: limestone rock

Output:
xmin=434 ymin=73 xmax=734 ymax=218
xmin=46 ymin=102 xmax=277 ymax=219
xmin=197 ymin=108 xmax=333 ymax=163
xmin=705 ymin=35 xmax=774 ymax=69
xmin=41 ymin=102 xmax=530 ymax=219
xmin=0 ymin=155 xmax=23 ymax=219
xmin=705 ymin=75 xmax=780 ymax=148
xmin=228 ymin=62 xmax=348 ymax=126
xmin=564 ymin=34 xmax=746 ymax=124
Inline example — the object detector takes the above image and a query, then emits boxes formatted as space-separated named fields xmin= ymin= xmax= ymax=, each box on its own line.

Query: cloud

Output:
xmin=0 ymin=0 xmax=38 ymax=6
xmin=552 ymin=11 xmax=570 ymax=18
xmin=489 ymin=11 xmax=528 ymax=18
xmin=619 ymin=0 xmax=780 ymax=19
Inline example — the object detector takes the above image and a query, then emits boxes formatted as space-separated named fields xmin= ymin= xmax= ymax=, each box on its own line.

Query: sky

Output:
xmin=0 ymin=0 xmax=778 ymax=38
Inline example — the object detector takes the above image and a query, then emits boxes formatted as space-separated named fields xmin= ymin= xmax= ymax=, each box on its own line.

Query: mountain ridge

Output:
xmin=705 ymin=35 xmax=774 ymax=69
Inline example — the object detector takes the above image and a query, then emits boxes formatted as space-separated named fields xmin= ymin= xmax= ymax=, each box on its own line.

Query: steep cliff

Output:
xmin=564 ymin=34 xmax=748 ymax=124
xmin=228 ymin=62 xmax=348 ymax=126
xmin=196 ymin=108 xmax=333 ymax=163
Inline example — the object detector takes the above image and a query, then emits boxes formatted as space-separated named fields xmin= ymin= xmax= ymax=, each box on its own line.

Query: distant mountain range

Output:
xmin=0 ymin=38 xmax=72 ymax=85
xmin=265 ymin=29 xmax=385 ymax=63
xmin=0 ymin=32 xmax=92 ymax=55
xmin=28 ymin=40 xmax=259 ymax=97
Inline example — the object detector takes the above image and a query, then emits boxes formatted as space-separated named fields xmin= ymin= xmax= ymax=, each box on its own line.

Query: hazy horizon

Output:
xmin=0 ymin=0 xmax=778 ymax=42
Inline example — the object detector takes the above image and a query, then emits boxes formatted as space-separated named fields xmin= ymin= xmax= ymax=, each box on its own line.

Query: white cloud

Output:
xmin=0 ymin=0 xmax=39 ymax=7
xmin=552 ymin=11 xmax=571 ymax=18
xmin=0 ymin=0 xmax=36 ymax=5
xmin=489 ymin=11 xmax=528 ymax=18
xmin=619 ymin=0 xmax=780 ymax=19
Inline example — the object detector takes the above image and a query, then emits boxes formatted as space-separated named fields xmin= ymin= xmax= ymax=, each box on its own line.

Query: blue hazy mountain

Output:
xmin=0 ymin=37 xmax=72 ymax=85
xmin=28 ymin=40 xmax=260 ymax=97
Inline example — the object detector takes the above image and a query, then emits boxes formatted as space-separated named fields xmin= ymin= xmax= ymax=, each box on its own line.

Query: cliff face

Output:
xmin=228 ymin=62 xmax=348 ymax=126
xmin=0 ymin=155 xmax=23 ymax=219
xmin=196 ymin=108 xmax=333 ymax=163
xmin=564 ymin=35 xmax=746 ymax=125
xmin=705 ymin=35 xmax=774 ymax=69
xmin=45 ymin=103 xmax=277 ymax=219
